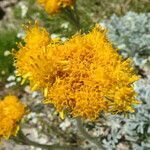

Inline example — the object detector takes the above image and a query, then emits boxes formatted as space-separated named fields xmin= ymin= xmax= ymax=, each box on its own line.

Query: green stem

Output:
xmin=14 ymin=130 xmax=84 ymax=150
xmin=63 ymin=6 xmax=81 ymax=31
xmin=73 ymin=4 xmax=81 ymax=30
xmin=76 ymin=118 xmax=104 ymax=150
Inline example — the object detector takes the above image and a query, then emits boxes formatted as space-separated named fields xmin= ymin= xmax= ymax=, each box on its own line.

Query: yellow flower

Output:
xmin=15 ymin=24 xmax=140 ymax=120
xmin=37 ymin=0 xmax=76 ymax=14
xmin=45 ymin=26 xmax=139 ymax=120
xmin=0 ymin=95 xmax=26 ymax=141
xmin=14 ymin=23 xmax=54 ymax=90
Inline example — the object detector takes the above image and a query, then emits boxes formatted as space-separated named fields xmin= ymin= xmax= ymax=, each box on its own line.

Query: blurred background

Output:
xmin=0 ymin=0 xmax=150 ymax=150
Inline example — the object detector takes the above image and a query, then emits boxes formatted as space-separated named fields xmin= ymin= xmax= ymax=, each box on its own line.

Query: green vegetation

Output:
xmin=0 ymin=29 xmax=20 ymax=78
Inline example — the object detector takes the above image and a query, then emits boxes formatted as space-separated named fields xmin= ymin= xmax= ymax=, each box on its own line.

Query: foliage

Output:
xmin=102 ymin=12 xmax=150 ymax=67
xmin=87 ymin=0 xmax=150 ymax=21
xmin=0 ymin=29 xmax=20 ymax=79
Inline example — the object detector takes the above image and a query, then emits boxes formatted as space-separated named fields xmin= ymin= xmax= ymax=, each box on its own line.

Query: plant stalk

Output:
xmin=76 ymin=118 xmax=104 ymax=150
xmin=63 ymin=5 xmax=81 ymax=31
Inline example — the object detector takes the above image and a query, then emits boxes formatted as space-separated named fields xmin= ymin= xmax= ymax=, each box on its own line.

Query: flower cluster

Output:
xmin=14 ymin=24 xmax=140 ymax=120
xmin=37 ymin=0 xmax=76 ymax=14
xmin=0 ymin=96 xmax=26 ymax=141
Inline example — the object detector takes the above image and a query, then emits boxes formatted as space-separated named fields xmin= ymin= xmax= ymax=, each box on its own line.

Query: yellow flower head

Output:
xmin=0 ymin=95 xmax=26 ymax=141
xmin=15 ymin=24 xmax=140 ymax=120
xmin=37 ymin=0 xmax=76 ymax=14
xmin=14 ymin=23 xmax=53 ymax=90
xmin=45 ymin=26 xmax=140 ymax=120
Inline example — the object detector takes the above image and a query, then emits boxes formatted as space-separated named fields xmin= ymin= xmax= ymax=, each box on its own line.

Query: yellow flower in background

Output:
xmin=37 ymin=0 xmax=76 ymax=14
xmin=15 ymin=24 xmax=140 ymax=120
xmin=0 ymin=96 xmax=26 ymax=141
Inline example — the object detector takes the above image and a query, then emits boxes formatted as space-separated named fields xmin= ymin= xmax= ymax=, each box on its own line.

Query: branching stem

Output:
xmin=76 ymin=118 xmax=104 ymax=150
